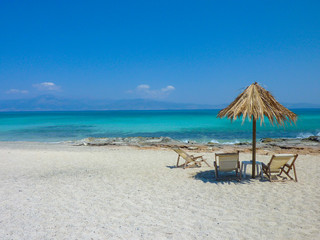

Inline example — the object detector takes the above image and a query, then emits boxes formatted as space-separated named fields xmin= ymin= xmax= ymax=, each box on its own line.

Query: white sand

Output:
xmin=0 ymin=142 xmax=319 ymax=240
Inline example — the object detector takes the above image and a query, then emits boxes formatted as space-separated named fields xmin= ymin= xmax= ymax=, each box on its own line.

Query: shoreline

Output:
xmin=1 ymin=135 xmax=319 ymax=155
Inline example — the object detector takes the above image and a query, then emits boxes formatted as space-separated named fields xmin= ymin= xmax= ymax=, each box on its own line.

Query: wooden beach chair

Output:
xmin=262 ymin=154 xmax=298 ymax=182
xmin=214 ymin=152 xmax=240 ymax=180
xmin=172 ymin=147 xmax=210 ymax=169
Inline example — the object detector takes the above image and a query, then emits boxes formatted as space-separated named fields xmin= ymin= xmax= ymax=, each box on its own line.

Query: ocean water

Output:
xmin=0 ymin=109 xmax=319 ymax=143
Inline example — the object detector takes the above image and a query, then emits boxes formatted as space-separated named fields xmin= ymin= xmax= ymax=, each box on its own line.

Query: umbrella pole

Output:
xmin=252 ymin=118 xmax=256 ymax=178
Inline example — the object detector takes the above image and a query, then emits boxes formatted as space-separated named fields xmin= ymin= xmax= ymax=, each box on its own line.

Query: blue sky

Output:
xmin=1 ymin=0 xmax=319 ymax=104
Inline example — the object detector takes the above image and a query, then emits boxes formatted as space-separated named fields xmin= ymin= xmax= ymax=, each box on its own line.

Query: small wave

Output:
xmin=209 ymin=139 xmax=219 ymax=144
xmin=221 ymin=140 xmax=240 ymax=145
xmin=317 ymin=132 xmax=320 ymax=137
xmin=296 ymin=132 xmax=314 ymax=139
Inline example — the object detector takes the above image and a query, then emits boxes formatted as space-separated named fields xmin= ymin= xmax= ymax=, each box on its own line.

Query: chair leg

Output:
xmin=185 ymin=163 xmax=196 ymax=168
xmin=177 ymin=163 xmax=186 ymax=168
xmin=240 ymin=162 xmax=244 ymax=180
xmin=269 ymin=169 xmax=273 ymax=182
xmin=236 ymin=169 xmax=240 ymax=181
xmin=214 ymin=162 xmax=218 ymax=180
xmin=203 ymin=159 xmax=211 ymax=167
xmin=293 ymin=164 xmax=298 ymax=182
xmin=283 ymin=170 xmax=294 ymax=181
xmin=262 ymin=166 xmax=270 ymax=181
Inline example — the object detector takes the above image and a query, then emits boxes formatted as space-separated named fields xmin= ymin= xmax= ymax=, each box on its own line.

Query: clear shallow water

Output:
xmin=0 ymin=109 xmax=319 ymax=143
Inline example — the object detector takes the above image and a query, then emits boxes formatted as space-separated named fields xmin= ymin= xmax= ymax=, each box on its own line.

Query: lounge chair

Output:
xmin=214 ymin=152 xmax=240 ymax=180
xmin=262 ymin=154 xmax=298 ymax=182
xmin=172 ymin=147 xmax=210 ymax=169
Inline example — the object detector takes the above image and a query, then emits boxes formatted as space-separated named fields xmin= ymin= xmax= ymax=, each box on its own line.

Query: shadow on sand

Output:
xmin=166 ymin=165 xmax=202 ymax=169
xmin=193 ymin=170 xmax=267 ymax=184
xmin=166 ymin=165 xmax=179 ymax=169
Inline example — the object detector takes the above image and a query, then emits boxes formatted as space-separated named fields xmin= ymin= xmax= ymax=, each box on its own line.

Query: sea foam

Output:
xmin=297 ymin=132 xmax=315 ymax=139
xmin=221 ymin=140 xmax=240 ymax=145
xmin=209 ymin=139 xmax=219 ymax=144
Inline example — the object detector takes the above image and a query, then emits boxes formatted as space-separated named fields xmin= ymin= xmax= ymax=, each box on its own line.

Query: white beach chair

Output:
xmin=172 ymin=147 xmax=210 ymax=169
xmin=214 ymin=152 xmax=240 ymax=180
xmin=262 ymin=154 xmax=298 ymax=182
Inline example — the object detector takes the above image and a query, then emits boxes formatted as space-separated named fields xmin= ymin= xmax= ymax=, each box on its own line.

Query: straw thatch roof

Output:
xmin=217 ymin=82 xmax=297 ymax=126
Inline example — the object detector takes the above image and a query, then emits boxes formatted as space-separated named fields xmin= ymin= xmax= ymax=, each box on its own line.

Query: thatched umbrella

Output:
xmin=217 ymin=82 xmax=297 ymax=178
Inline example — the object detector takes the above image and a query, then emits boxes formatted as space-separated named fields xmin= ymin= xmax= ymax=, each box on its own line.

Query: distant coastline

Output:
xmin=1 ymin=95 xmax=320 ymax=111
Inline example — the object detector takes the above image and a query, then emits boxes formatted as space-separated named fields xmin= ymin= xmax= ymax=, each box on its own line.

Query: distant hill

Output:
xmin=0 ymin=95 xmax=225 ymax=111
xmin=0 ymin=95 xmax=318 ymax=111
xmin=283 ymin=103 xmax=320 ymax=109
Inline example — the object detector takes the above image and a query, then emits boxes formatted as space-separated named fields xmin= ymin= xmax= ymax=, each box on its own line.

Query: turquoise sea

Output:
xmin=0 ymin=109 xmax=319 ymax=143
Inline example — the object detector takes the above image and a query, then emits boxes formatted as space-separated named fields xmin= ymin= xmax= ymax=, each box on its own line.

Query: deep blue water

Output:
xmin=0 ymin=109 xmax=319 ymax=143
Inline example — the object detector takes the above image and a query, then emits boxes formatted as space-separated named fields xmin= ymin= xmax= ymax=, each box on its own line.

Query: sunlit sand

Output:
xmin=0 ymin=142 xmax=319 ymax=239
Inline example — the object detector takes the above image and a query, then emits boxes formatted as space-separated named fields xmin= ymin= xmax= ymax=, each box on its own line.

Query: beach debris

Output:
xmin=235 ymin=142 xmax=250 ymax=145
xmin=71 ymin=136 xmax=319 ymax=154
xmin=74 ymin=137 xmax=180 ymax=147
xmin=187 ymin=146 xmax=198 ymax=150
xmin=261 ymin=138 xmax=285 ymax=143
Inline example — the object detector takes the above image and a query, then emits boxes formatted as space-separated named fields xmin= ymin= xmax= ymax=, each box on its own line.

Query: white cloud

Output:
xmin=137 ymin=84 xmax=150 ymax=90
xmin=161 ymin=85 xmax=175 ymax=92
xmin=6 ymin=89 xmax=29 ymax=94
xmin=129 ymin=84 xmax=175 ymax=99
xmin=33 ymin=82 xmax=60 ymax=91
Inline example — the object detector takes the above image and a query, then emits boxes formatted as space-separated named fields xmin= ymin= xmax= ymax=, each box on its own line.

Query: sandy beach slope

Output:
xmin=0 ymin=142 xmax=319 ymax=239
